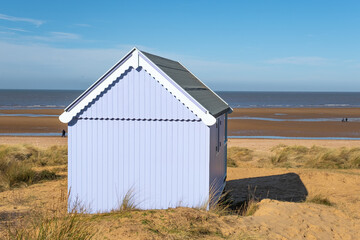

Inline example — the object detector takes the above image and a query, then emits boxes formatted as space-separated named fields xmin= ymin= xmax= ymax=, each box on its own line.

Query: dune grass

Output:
xmin=6 ymin=194 xmax=95 ymax=240
xmin=227 ymin=147 xmax=254 ymax=167
xmin=270 ymin=145 xmax=360 ymax=169
xmin=8 ymin=211 xmax=95 ymax=240
xmin=0 ymin=144 xmax=67 ymax=167
xmin=228 ymin=145 xmax=360 ymax=169
xmin=111 ymin=188 xmax=138 ymax=212
xmin=5 ymin=189 xmax=255 ymax=240
xmin=306 ymin=195 xmax=333 ymax=206
xmin=0 ymin=144 xmax=65 ymax=191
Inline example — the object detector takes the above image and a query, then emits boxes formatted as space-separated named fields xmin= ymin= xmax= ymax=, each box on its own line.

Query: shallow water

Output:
xmin=0 ymin=113 xmax=58 ymax=117
xmin=0 ymin=133 xmax=65 ymax=136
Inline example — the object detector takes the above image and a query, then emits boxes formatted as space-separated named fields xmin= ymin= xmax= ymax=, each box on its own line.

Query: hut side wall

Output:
xmin=68 ymin=67 xmax=210 ymax=212
xmin=209 ymin=114 xmax=226 ymax=203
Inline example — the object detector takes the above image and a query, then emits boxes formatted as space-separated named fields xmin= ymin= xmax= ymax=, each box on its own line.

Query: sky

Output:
xmin=0 ymin=0 xmax=359 ymax=91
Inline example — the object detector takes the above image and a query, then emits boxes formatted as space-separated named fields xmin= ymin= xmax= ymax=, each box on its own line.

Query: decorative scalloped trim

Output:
xmin=75 ymin=67 xmax=199 ymax=120
xmin=75 ymin=67 xmax=134 ymax=118
xmin=59 ymin=49 xmax=216 ymax=126
xmin=75 ymin=117 xmax=201 ymax=122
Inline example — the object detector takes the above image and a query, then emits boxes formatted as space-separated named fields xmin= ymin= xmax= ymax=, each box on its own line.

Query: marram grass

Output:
xmin=0 ymin=144 xmax=65 ymax=191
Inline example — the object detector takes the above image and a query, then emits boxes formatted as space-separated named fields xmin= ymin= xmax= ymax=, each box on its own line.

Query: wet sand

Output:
xmin=0 ymin=109 xmax=66 ymax=133
xmin=230 ymin=108 xmax=360 ymax=119
xmin=1 ymin=108 xmax=360 ymax=138
xmin=228 ymin=108 xmax=360 ymax=137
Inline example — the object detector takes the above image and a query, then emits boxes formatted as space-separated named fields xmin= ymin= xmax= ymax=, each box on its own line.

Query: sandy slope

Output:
xmin=1 ymin=166 xmax=359 ymax=239
xmin=237 ymin=199 xmax=360 ymax=239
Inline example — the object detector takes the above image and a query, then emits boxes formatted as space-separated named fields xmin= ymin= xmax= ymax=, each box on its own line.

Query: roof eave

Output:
xmin=212 ymin=107 xmax=233 ymax=118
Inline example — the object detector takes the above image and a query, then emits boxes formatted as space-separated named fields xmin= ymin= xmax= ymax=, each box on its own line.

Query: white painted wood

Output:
xmin=59 ymin=48 xmax=217 ymax=126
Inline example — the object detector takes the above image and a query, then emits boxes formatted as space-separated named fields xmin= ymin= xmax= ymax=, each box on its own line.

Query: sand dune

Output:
xmin=1 ymin=138 xmax=359 ymax=239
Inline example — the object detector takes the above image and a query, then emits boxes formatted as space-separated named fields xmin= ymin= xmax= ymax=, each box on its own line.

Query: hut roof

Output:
xmin=141 ymin=51 xmax=230 ymax=118
xmin=59 ymin=48 xmax=232 ymax=125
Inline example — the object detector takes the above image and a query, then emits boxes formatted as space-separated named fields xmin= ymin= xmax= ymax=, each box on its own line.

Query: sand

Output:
xmin=0 ymin=136 xmax=67 ymax=147
xmin=228 ymin=138 xmax=360 ymax=150
xmin=0 ymin=109 xmax=66 ymax=133
xmin=1 ymin=137 xmax=360 ymax=239
xmin=1 ymin=108 xmax=360 ymax=239
xmin=2 ymin=108 xmax=360 ymax=138
xmin=228 ymin=108 xmax=360 ymax=137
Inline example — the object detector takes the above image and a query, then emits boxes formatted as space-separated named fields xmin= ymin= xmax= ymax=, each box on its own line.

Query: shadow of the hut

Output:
xmin=224 ymin=173 xmax=308 ymax=209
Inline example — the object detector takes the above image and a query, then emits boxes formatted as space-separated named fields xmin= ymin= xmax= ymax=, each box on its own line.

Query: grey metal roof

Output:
xmin=142 ymin=51 xmax=231 ymax=118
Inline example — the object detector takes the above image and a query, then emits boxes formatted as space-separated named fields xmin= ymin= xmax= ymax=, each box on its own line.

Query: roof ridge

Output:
xmin=140 ymin=51 xmax=180 ymax=64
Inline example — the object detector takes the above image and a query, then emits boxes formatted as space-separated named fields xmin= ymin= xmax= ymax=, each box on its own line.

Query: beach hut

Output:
xmin=59 ymin=48 xmax=232 ymax=212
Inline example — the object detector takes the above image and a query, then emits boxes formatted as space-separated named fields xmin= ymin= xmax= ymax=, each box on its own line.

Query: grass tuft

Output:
xmin=237 ymin=186 xmax=260 ymax=216
xmin=227 ymin=147 xmax=253 ymax=167
xmin=8 ymin=212 xmax=95 ymax=240
xmin=6 ymin=190 xmax=95 ymax=240
xmin=229 ymin=145 xmax=360 ymax=169
xmin=112 ymin=188 xmax=138 ymax=212
xmin=306 ymin=195 xmax=333 ymax=206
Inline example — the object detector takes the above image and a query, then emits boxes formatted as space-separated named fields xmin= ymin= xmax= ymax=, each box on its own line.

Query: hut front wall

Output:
xmin=209 ymin=114 xmax=226 ymax=202
xmin=68 ymin=67 xmax=210 ymax=212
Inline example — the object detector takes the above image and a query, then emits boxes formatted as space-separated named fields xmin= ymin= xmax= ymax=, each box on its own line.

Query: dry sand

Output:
xmin=1 ymin=137 xmax=360 ymax=239
xmin=228 ymin=138 xmax=360 ymax=155
xmin=0 ymin=136 xmax=67 ymax=147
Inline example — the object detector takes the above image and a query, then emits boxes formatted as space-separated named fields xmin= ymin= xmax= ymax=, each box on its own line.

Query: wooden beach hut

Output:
xmin=59 ymin=48 xmax=232 ymax=212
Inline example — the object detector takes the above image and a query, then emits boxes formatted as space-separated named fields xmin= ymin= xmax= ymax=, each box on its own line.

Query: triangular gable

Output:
xmin=59 ymin=48 xmax=223 ymax=126
xmin=76 ymin=67 xmax=200 ymax=121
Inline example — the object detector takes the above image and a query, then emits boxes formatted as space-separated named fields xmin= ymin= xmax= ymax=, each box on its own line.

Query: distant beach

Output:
xmin=1 ymin=90 xmax=360 ymax=139
xmin=228 ymin=108 xmax=360 ymax=138
xmin=1 ymin=107 xmax=360 ymax=139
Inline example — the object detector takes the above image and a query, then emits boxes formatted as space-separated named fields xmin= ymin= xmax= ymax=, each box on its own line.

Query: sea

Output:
xmin=1 ymin=90 xmax=360 ymax=110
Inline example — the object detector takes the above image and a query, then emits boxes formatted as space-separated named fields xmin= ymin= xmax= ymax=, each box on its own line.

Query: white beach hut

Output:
xmin=59 ymin=48 xmax=232 ymax=212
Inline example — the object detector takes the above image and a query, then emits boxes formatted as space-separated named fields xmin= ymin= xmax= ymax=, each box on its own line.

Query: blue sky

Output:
xmin=0 ymin=1 xmax=359 ymax=91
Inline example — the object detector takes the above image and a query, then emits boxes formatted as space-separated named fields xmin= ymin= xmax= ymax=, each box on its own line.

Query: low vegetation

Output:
xmin=112 ymin=189 xmax=138 ymax=212
xmin=270 ymin=145 xmax=360 ymax=169
xmin=5 ymin=190 xmax=257 ymax=240
xmin=8 ymin=211 xmax=95 ymax=240
xmin=306 ymin=195 xmax=333 ymax=206
xmin=227 ymin=147 xmax=254 ymax=167
xmin=0 ymin=144 xmax=66 ymax=191
xmin=6 ymin=195 xmax=95 ymax=240
xmin=228 ymin=145 xmax=360 ymax=169
xmin=0 ymin=144 xmax=67 ymax=166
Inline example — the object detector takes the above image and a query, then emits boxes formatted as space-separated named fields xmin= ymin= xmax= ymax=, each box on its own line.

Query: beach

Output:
xmin=1 ymin=131 xmax=360 ymax=239
xmin=228 ymin=108 xmax=360 ymax=138
xmin=1 ymin=107 xmax=360 ymax=239
xmin=0 ymin=109 xmax=65 ymax=134
xmin=1 ymin=108 xmax=360 ymax=138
